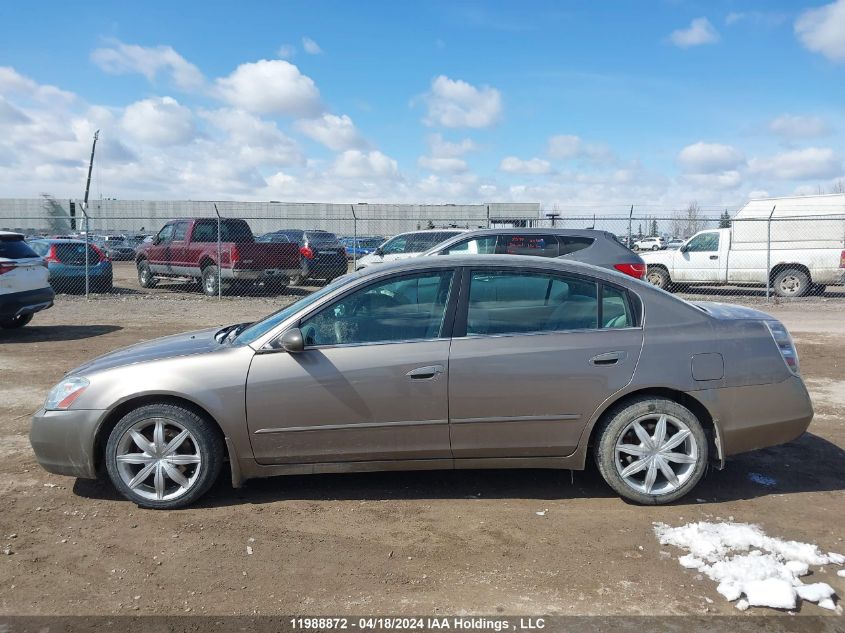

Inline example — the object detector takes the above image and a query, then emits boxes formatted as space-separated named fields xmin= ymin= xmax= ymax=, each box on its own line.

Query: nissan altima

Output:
xmin=30 ymin=255 xmax=813 ymax=509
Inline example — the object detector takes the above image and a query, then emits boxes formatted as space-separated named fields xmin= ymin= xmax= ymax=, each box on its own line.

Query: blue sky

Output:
xmin=1 ymin=0 xmax=844 ymax=211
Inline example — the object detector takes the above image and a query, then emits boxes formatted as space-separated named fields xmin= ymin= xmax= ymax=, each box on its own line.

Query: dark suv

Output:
xmin=258 ymin=229 xmax=348 ymax=285
xmin=422 ymin=228 xmax=646 ymax=279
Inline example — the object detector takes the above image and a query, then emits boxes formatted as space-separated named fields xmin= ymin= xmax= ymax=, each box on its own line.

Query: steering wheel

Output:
xmin=351 ymin=291 xmax=405 ymax=316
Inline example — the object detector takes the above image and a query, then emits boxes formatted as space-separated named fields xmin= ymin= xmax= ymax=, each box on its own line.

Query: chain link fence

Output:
xmin=2 ymin=201 xmax=844 ymax=304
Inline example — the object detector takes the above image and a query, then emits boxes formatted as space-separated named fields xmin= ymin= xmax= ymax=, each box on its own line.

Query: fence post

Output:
xmin=765 ymin=205 xmax=776 ymax=302
xmin=351 ymin=204 xmax=357 ymax=270
xmin=213 ymin=203 xmax=222 ymax=300
xmin=82 ymin=202 xmax=90 ymax=300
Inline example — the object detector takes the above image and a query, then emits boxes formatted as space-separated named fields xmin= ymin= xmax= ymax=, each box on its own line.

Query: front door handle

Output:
xmin=590 ymin=352 xmax=626 ymax=366
xmin=406 ymin=365 xmax=445 ymax=380
xmin=709 ymin=255 xmax=719 ymax=260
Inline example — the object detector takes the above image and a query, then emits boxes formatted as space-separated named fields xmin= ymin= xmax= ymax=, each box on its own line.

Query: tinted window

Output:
xmin=557 ymin=235 xmax=594 ymax=255
xmin=0 ymin=237 xmax=39 ymax=259
xmin=442 ymin=236 xmax=497 ymax=255
xmin=496 ymin=234 xmax=560 ymax=257
xmin=407 ymin=233 xmax=446 ymax=252
xmin=380 ymin=235 xmax=407 ymax=254
xmin=172 ymin=222 xmax=189 ymax=241
xmin=192 ymin=220 xmax=254 ymax=243
xmin=305 ymin=231 xmax=338 ymax=243
xmin=55 ymin=243 xmax=101 ymax=265
xmin=156 ymin=224 xmax=175 ymax=243
xmin=685 ymin=232 xmax=720 ymax=252
xmin=466 ymin=270 xmax=598 ymax=336
xmin=602 ymin=286 xmax=632 ymax=328
xmin=301 ymin=271 xmax=454 ymax=346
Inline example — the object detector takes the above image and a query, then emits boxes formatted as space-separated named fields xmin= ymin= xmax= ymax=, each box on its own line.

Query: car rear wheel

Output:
xmin=202 ymin=265 xmax=220 ymax=296
xmin=0 ymin=313 xmax=34 ymax=329
xmin=646 ymin=266 xmax=671 ymax=290
xmin=772 ymin=268 xmax=810 ymax=298
xmin=137 ymin=261 xmax=157 ymax=288
xmin=595 ymin=397 xmax=708 ymax=505
xmin=651 ymin=245 xmax=659 ymax=250
xmin=105 ymin=403 xmax=224 ymax=509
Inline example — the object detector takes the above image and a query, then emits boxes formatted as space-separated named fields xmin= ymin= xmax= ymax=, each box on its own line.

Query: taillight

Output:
xmin=90 ymin=244 xmax=109 ymax=263
xmin=0 ymin=262 xmax=15 ymax=275
xmin=614 ymin=263 xmax=646 ymax=279
xmin=765 ymin=321 xmax=799 ymax=375
xmin=300 ymin=246 xmax=314 ymax=260
xmin=839 ymin=250 xmax=844 ymax=269
xmin=44 ymin=244 xmax=60 ymax=263
xmin=230 ymin=245 xmax=240 ymax=266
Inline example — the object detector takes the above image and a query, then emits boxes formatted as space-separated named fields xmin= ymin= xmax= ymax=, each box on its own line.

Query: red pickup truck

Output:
xmin=135 ymin=218 xmax=301 ymax=295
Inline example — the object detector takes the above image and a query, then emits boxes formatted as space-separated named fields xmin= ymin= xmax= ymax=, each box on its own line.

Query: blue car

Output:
xmin=28 ymin=239 xmax=113 ymax=293
xmin=340 ymin=236 xmax=385 ymax=260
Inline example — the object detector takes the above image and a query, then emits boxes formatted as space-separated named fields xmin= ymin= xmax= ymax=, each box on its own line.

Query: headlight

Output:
xmin=44 ymin=376 xmax=90 ymax=410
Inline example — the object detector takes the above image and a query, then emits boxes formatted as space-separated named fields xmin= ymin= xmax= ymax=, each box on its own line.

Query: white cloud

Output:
xmin=276 ymin=44 xmax=296 ymax=59
xmin=201 ymin=108 xmax=304 ymax=167
xmin=295 ymin=113 xmax=366 ymax=150
xmin=427 ymin=133 xmax=478 ymax=158
xmin=499 ymin=156 xmax=552 ymax=175
xmin=215 ymin=59 xmax=322 ymax=116
xmin=422 ymin=75 xmax=502 ymax=128
xmin=683 ymin=171 xmax=743 ymax=190
xmin=795 ymin=0 xmax=845 ymax=62
xmin=333 ymin=150 xmax=399 ymax=179
xmin=418 ymin=156 xmax=468 ymax=173
xmin=678 ymin=142 xmax=745 ymax=173
xmin=669 ymin=17 xmax=720 ymax=48
xmin=547 ymin=134 xmax=615 ymax=163
xmin=90 ymin=41 xmax=205 ymax=91
xmin=749 ymin=147 xmax=842 ymax=180
xmin=121 ymin=97 xmax=196 ymax=146
xmin=769 ymin=114 xmax=832 ymax=139
xmin=0 ymin=66 xmax=75 ymax=103
xmin=302 ymin=37 xmax=323 ymax=55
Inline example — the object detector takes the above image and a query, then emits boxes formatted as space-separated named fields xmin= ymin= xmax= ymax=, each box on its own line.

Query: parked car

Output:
xmin=633 ymin=236 xmax=665 ymax=251
xmin=666 ymin=238 xmax=686 ymax=250
xmin=135 ymin=219 xmax=300 ymax=296
xmin=0 ymin=231 xmax=54 ymax=328
xmin=30 ymin=255 xmax=812 ymax=509
xmin=422 ymin=228 xmax=646 ymax=279
xmin=643 ymin=194 xmax=845 ymax=297
xmin=340 ymin=236 xmax=385 ymax=260
xmin=28 ymin=239 xmax=113 ymax=293
xmin=355 ymin=229 xmax=467 ymax=270
xmin=257 ymin=229 xmax=348 ymax=285
xmin=96 ymin=238 xmax=136 ymax=261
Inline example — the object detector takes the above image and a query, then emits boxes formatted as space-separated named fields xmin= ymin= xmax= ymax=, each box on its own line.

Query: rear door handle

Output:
xmin=590 ymin=352 xmax=626 ymax=366
xmin=406 ymin=365 xmax=445 ymax=380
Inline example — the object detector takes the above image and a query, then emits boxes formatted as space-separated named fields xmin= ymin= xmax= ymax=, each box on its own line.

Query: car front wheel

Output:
xmin=105 ymin=403 xmax=224 ymax=509
xmin=137 ymin=261 xmax=157 ymax=288
xmin=594 ymin=397 xmax=708 ymax=505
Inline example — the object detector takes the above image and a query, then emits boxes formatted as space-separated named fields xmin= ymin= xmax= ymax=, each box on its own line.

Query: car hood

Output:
xmin=691 ymin=301 xmax=775 ymax=321
xmin=70 ymin=327 xmax=222 ymax=376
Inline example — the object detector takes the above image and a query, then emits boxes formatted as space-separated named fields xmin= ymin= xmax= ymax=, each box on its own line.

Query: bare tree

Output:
xmin=671 ymin=201 xmax=705 ymax=238
xmin=832 ymin=179 xmax=845 ymax=194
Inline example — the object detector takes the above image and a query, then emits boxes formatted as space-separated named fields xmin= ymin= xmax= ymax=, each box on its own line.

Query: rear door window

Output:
xmin=496 ymin=234 xmax=560 ymax=257
xmin=0 ymin=238 xmax=39 ymax=259
xmin=442 ymin=235 xmax=498 ymax=255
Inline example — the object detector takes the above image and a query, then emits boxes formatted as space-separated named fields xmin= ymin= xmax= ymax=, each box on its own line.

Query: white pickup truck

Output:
xmin=642 ymin=194 xmax=845 ymax=297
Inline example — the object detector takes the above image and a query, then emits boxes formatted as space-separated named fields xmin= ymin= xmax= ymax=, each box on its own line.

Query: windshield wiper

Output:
xmin=225 ymin=322 xmax=253 ymax=343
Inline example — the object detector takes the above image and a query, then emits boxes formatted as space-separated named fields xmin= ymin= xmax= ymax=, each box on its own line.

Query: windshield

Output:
xmin=235 ymin=274 xmax=355 ymax=346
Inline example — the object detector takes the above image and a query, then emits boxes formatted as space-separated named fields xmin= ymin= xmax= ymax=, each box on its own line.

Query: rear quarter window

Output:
xmin=497 ymin=234 xmax=560 ymax=257
xmin=557 ymin=235 xmax=594 ymax=255
xmin=0 ymin=238 xmax=39 ymax=259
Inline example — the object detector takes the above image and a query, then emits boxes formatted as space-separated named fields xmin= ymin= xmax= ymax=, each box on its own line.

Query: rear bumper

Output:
xmin=30 ymin=408 xmax=105 ymax=479
xmin=699 ymin=375 xmax=814 ymax=457
xmin=227 ymin=268 xmax=299 ymax=281
xmin=302 ymin=256 xmax=348 ymax=279
xmin=0 ymin=286 xmax=55 ymax=319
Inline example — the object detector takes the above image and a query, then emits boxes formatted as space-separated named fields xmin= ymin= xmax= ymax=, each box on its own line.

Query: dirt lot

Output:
xmin=1 ymin=280 xmax=844 ymax=616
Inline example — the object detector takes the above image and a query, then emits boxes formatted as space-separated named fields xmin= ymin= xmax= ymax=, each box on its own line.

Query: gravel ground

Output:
xmin=1 ymin=272 xmax=843 ymax=617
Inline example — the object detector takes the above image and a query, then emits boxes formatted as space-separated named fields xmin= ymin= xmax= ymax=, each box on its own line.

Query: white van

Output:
xmin=642 ymin=194 xmax=845 ymax=297
xmin=355 ymin=229 xmax=467 ymax=270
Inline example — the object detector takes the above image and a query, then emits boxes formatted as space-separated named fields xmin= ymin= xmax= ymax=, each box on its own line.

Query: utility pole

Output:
xmin=82 ymin=130 xmax=99 ymax=299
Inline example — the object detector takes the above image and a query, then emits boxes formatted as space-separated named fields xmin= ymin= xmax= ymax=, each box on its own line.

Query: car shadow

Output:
xmin=0 ymin=324 xmax=122 ymax=343
xmin=70 ymin=433 xmax=845 ymax=509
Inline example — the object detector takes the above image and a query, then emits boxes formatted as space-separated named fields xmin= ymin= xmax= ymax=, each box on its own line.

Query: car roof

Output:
xmin=29 ymin=238 xmax=90 ymax=244
xmin=452 ymin=227 xmax=613 ymax=238
xmin=390 ymin=228 xmax=470 ymax=237
xmin=0 ymin=231 xmax=24 ymax=239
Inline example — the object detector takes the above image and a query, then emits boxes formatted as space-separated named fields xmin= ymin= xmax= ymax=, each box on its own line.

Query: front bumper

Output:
xmin=0 ymin=286 xmax=55 ymax=319
xmin=700 ymin=375 xmax=814 ymax=457
xmin=30 ymin=408 xmax=106 ymax=479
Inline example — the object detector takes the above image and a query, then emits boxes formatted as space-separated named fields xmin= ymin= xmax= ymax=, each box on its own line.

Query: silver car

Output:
xmin=31 ymin=255 xmax=813 ymax=509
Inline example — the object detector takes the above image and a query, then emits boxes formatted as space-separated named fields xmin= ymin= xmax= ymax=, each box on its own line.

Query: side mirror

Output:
xmin=375 ymin=247 xmax=384 ymax=257
xmin=279 ymin=327 xmax=305 ymax=353
xmin=679 ymin=244 xmax=688 ymax=253
xmin=152 ymin=236 xmax=161 ymax=246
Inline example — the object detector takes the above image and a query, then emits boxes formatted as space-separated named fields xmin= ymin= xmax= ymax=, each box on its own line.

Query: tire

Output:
xmin=104 ymin=403 xmax=224 ymax=510
xmin=137 ymin=261 xmax=157 ymax=288
xmin=772 ymin=268 xmax=810 ymax=298
xmin=646 ymin=266 xmax=671 ymax=290
xmin=651 ymin=245 xmax=659 ymax=251
xmin=0 ymin=313 xmax=34 ymax=329
xmin=289 ymin=274 xmax=306 ymax=286
xmin=594 ymin=397 xmax=708 ymax=505
xmin=202 ymin=265 xmax=220 ymax=296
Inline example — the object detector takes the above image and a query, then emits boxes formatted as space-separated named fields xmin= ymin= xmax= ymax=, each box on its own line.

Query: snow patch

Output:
xmin=654 ymin=521 xmax=843 ymax=611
